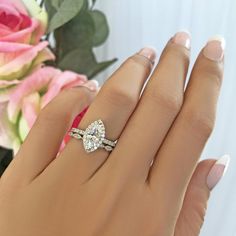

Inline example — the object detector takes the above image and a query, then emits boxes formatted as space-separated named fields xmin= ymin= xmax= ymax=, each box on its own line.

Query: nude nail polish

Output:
xmin=172 ymin=31 xmax=191 ymax=49
xmin=206 ymin=154 xmax=230 ymax=190
xmin=76 ymin=80 xmax=99 ymax=91
xmin=203 ymin=36 xmax=225 ymax=62
xmin=85 ymin=80 xmax=99 ymax=91
xmin=138 ymin=47 xmax=157 ymax=63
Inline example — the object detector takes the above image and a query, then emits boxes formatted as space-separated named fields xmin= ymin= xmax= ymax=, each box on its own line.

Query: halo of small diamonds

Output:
xmin=68 ymin=119 xmax=117 ymax=153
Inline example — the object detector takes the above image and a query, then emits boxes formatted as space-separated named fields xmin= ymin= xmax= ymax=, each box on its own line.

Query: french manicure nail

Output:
xmin=203 ymin=36 xmax=225 ymax=61
xmin=85 ymin=79 xmax=99 ymax=91
xmin=138 ymin=47 xmax=157 ymax=63
xmin=206 ymin=154 xmax=230 ymax=190
xmin=75 ymin=80 xmax=99 ymax=91
xmin=172 ymin=31 xmax=191 ymax=49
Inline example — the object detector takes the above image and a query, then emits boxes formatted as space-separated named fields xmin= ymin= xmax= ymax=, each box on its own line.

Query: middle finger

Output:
xmin=103 ymin=32 xmax=191 ymax=182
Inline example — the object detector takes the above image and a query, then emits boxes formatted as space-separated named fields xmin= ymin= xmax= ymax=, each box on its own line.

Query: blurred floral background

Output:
xmin=0 ymin=0 xmax=116 ymax=175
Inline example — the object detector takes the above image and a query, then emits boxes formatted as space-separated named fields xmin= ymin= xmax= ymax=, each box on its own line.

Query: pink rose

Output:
xmin=0 ymin=66 xmax=99 ymax=154
xmin=0 ymin=0 xmax=54 ymax=86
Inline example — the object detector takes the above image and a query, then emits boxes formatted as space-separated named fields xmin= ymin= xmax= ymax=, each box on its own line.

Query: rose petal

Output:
xmin=0 ymin=22 xmax=12 ymax=37
xmin=18 ymin=115 xmax=28 ymax=142
xmin=0 ymin=3 xmax=20 ymax=17
xmin=31 ymin=47 xmax=55 ymax=66
xmin=21 ymin=92 xmax=40 ymax=130
xmin=0 ymin=79 xmax=20 ymax=89
xmin=0 ymin=10 xmax=21 ymax=31
xmin=19 ymin=13 xmax=31 ymax=29
xmin=59 ymin=140 xmax=66 ymax=153
xmin=63 ymin=107 xmax=88 ymax=144
xmin=0 ymin=18 xmax=38 ymax=43
xmin=0 ymin=41 xmax=48 ymax=80
xmin=7 ymin=66 xmax=60 ymax=123
xmin=41 ymin=71 xmax=87 ymax=108
xmin=0 ymin=101 xmax=19 ymax=150
xmin=0 ymin=41 xmax=32 ymax=52
xmin=21 ymin=0 xmax=48 ymax=40
xmin=0 ymin=0 xmax=28 ymax=15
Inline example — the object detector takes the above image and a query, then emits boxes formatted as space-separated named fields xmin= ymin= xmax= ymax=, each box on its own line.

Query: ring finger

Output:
xmin=56 ymin=48 xmax=156 ymax=183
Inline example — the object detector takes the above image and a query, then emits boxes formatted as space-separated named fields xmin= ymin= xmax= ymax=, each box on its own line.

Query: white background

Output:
xmin=94 ymin=0 xmax=236 ymax=235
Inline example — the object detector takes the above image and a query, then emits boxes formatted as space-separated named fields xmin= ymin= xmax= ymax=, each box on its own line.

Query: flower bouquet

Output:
xmin=0 ymin=0 xmax=116 ymax=176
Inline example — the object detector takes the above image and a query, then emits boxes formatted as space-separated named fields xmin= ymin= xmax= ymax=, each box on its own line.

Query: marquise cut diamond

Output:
xmin=83 ymin=120 xmax=105 ymax=153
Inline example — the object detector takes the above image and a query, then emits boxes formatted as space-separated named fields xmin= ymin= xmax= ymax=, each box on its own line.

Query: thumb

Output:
xmin=174 ymin=155 xmax=230 ymax=236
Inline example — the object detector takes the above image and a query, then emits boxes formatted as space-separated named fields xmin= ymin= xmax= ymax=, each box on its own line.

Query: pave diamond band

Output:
xmin=68 ymin=119 xmax=117 ymax=153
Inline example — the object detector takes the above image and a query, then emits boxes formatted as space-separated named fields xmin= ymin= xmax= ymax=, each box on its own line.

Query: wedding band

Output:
xmin=68 ymin=119 xmax=117 ymax=153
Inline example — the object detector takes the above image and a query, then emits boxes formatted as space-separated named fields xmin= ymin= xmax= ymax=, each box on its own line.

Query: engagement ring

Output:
xmin=68 ymin=119 xmax=117 ymax=153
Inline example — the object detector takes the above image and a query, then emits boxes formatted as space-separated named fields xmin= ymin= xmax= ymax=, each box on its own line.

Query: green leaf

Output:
xmin=44 ymin=0 xmax=57 ymax=21
xmin=58 ymin=48 xmax=117 ymax=78
xmin=90 ymin=59 xmax=118 ymax=78
xmin=89 ymin=10 xmax=109 ymax=46
xmin=0 ymin=147 xmax=13 ymax=177
xmin=55 ymin=10 xmax=95 ymax=58
xmin=83 ymin=0 xmax=89 ymax=10
xmin=91 ymin=0 xmax=97 ymax=7
xmin=51 ymin=0 xmax=61 ymax=9
xmin=46 ymin=0 xmax=84 ymax=33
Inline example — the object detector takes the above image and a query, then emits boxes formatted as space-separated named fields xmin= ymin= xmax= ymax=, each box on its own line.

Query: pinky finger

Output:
xmin=174 ymin=155 xmax=230 ymax=236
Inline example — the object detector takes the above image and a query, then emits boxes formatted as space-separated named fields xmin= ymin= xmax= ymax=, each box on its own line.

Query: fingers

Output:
xmin=104 ymin=32 xmax=190 ymax=181
xmin=174 ymin=159 xmax=214 ymax=236
xmin=149 ymin=37 xmax=225 ymax=223
xmin=56 ymin=48 xmax=155 ymax=183
xmin=175 ymin=156 xmax=230 ymax=236
xmin=1 ymin=85 xmax=96 ymax=187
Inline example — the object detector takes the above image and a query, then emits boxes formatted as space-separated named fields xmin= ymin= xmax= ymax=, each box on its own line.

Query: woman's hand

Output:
xmin=0 ymin=31 xmax=227 ymax=236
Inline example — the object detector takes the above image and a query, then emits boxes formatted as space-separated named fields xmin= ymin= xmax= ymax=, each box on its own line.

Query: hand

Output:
xmin=0 ymin=31 xmax=226 ymax=236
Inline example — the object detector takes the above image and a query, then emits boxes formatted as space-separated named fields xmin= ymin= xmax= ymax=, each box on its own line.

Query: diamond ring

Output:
xmin=68 ymin=119 xmax=117 ymax=153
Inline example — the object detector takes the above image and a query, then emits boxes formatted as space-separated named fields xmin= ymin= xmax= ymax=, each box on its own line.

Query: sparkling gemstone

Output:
xmin=104 ymin=145 xmax=112 ymax=151
xmin=83 ymin=120 xmax=105 ymax=153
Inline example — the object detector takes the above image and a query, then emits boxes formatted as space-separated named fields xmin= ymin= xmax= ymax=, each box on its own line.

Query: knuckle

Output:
xmin=59 ymin=87 xmax=93 ymax=109
xmin=147 ymin=88 xmax=183 ymax=114
xmin=38 ymin=105 xmax=65 ymax=125
xmin=162 ymin=43 xmax=190 ymax=65
xmin=201 ymin=69 xmax=222 ymax=88
xmin=102 ymin=84 xmax=138 ymax=109
xmin=193 ymin=55 xmax=223 ymax=87
xmin=63 ymin=86 xmax=91 ymax=101
xmin=38 ymin=87 xmax=92 ymax=125
xmin=184 ymin=109 xmax=215 ymax=139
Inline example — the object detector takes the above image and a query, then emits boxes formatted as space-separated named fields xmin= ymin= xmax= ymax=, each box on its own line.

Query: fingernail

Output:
xmin=206 ymin=154 xmax=230 ymax=190
xmin=138 ymin=47 xmax=157 ymax=64
xmin=84 ymin=80 xmax=99 ymax=91
xmin=203 ymin=36 xmax=225 ymax=61
xmin=172 ymin=30 xmax=191 ymax=49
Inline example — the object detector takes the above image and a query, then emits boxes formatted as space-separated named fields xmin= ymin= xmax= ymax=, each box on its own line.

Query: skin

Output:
xmin=0 ymin=36 xmax=223 ymax=236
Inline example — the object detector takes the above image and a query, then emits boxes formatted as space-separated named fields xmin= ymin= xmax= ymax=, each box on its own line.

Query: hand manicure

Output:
xmin=206 ymin=154 xmax=230 ymax=190
xmin=172 ymin=30 xmax=191 ymax=50
xmin=203 ymin=36 xmax=225 ymax=62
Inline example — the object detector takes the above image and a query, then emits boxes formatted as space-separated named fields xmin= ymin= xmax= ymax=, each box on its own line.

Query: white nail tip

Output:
xmin=90 ymin=80 xmax=99 ymax=87
xmin=143 ymin=45 xmax=157 ymax=51
xmin=177 ymin=29 xmax=191 ymax=36
xmin=216 ymin=154 xmax=230 ymax=176
xmin=207 ymin=35 xmax=226 ymax=49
